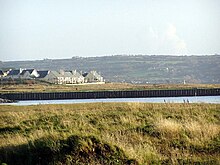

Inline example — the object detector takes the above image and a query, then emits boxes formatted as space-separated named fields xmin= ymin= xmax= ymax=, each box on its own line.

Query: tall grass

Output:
xmin=0 ymin=103 xmax=220 ymax=164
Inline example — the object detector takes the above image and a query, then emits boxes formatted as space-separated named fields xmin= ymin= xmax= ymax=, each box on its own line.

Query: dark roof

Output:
xmin=82 ymin=73 xmax=88 ymax=77
xmin=20 ymin=69 xmax=35 ymax=76
xmin=25 ymin=69 xmax=34 ymax=73
xmin=8 ymin=70 xmax=20 ymax=76
xmin=37 ymin=70 xmax=49 ymax=78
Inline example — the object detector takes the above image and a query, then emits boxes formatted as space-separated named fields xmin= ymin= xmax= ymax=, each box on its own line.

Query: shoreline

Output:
xmin=0 ymin=98 xmax=16 ymax=103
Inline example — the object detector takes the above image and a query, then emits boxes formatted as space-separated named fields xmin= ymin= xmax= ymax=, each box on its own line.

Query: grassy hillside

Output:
xmin=1 ymin=55 xmax=220 ymax=84
xmin=0 ymin=103 xmax=220 ymax=164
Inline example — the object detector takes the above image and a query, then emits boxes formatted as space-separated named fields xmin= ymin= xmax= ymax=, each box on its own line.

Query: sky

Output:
xmin=0 ymin=0 xmax=220 ymax=61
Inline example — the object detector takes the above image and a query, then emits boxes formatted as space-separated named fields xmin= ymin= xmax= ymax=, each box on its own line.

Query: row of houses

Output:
xmin=0 ymin=68 xmax=104 ymax=84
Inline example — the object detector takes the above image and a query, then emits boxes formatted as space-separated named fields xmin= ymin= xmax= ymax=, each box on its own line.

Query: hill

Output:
xmin=1 ymin=55 xmax=220 ymax=84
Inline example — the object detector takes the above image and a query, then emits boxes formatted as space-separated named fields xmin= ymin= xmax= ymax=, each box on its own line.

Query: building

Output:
xmin=70 ymin=70 xmax=84 ymax=84
xmin=1 ymin=68 xmax=104 ymax=84
xmin=56 ymin=70 xmax=84 ymax=84
xmin=0 ymin=70 xmax=4 ymax=78
xmin=83 ymin=70 xmax=104 ymax=83
xmin=37 ymin=70 xmax=84 ymax=84
xmin=37 ymin=70 xmax=59 ymax=84
xmin=6 ymin=68 xmax=23 ymax=79
xmin=37 ymin=70 xmax=50 ymax=79
xmin=19 ymin=69 xmax=39 ymax=79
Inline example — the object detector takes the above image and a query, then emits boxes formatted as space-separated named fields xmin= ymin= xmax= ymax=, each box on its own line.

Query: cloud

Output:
xmin=165 ymin=24 xmax=187 ymax=53
xmin=149 ymin=26 xmax=159 ymax=39
xmin=148 ymin=24 xmax=187 ymax=54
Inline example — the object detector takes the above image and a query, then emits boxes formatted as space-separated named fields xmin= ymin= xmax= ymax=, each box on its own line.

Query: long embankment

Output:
xmin=1 ymin=88 xmax=220 ymax=101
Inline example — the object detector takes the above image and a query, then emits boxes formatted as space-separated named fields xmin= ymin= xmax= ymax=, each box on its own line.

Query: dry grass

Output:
xmin=0 ymin=103 xmax=220 ymax=164
xmin=184 ymin=121 xmax=220 ymax=142
xmin=154 ymin=118 xmax=183 ymax=137
xmin=1 ymin=82 xmax=220 ymax=93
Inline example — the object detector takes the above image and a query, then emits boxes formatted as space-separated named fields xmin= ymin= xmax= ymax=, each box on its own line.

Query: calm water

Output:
xmin=2 ymin=96 xmax=220 ymax=105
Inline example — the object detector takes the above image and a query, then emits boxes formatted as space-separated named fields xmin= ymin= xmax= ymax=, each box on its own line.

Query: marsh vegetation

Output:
xmin=0 ymin=103 xmax=220 ymax=164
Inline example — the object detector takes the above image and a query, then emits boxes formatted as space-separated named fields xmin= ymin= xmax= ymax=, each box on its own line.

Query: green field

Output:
xmin=0 ymin=103 xmax=220 ymax=164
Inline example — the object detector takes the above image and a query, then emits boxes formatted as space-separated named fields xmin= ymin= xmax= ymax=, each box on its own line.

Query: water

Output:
xmin=1 ymin=96 xmax=220 ymax=105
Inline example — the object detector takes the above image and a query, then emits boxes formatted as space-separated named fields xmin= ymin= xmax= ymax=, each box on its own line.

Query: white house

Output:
xmin=2 ymin=68 xmax=104 ymax=85
xmin=83 ymin=70 xmax=104 ymax=83
xmin=56 ymin=70 xmax=85 ymax=84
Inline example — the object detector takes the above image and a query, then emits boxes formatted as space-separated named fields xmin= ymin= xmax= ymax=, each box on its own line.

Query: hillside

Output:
xmin=1 ymin=55 xmax=220 ymax=84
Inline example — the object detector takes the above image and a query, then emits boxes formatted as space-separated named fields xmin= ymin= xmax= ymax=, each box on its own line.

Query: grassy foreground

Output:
xmin=0 ymin=103 xmax=220 ymax=164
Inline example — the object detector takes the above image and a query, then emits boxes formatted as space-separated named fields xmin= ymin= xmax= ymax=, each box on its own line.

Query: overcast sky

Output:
xmin=0 ymin=0 xmax=220 ymax=61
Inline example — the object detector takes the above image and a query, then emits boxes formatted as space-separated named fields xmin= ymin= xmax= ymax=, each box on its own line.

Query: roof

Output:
xmin=84 ymin=71 xmax=102 ymax=78
xmin=56 ymin=70 xmax=83 ymax=78
xmin=20 ymin=69 xmax=34 ymax=76
xmin=25 ymin=69 xmax=35 ymax=73
xmin=20 ymin=71 xmax=30 ymax=76
xmin=64 ymin=71 xmax=72 ymax=77
xmin=82 ymin=72 xmax=88 ymax=77
xmin=50 ymin=71 xmax=61 ymax=77
xmin=70 ymin=70 xmax=82 ymax=77
xmin=37 ymin=70 xmax=50 ymax=78
xmin=7 ymin=69 xmax=21 ymax=76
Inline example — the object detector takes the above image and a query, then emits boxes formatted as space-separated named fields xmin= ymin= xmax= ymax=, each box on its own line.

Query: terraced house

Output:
xmin=56 ymin=70 xmax=84 ymax=84
xmin=1 ymin=68 xmax=104 ymax=84
xmin=83 ymin=70 xmax=104 ymax=83
xmin=48 ymin=70 xmax=85 ymax=84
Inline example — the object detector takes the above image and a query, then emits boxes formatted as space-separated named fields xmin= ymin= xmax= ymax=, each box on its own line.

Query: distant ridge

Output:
xmin=1 ymin=55 xmax=220 ymax=84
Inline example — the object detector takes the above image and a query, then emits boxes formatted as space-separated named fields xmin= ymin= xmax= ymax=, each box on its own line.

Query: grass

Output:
xmin=0 ymin=103 xmax=220 ymax=164
xmin=0 ymin=82 xmax=220 ymax=93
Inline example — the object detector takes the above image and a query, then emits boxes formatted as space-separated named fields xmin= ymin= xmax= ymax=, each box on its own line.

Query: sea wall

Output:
xmin=1 ymin=88 xmax=220 ymax=101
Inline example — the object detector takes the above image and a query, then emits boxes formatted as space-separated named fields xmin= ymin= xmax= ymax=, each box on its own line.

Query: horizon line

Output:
xmin=1 ymin=54 xmax=219 ymax=62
